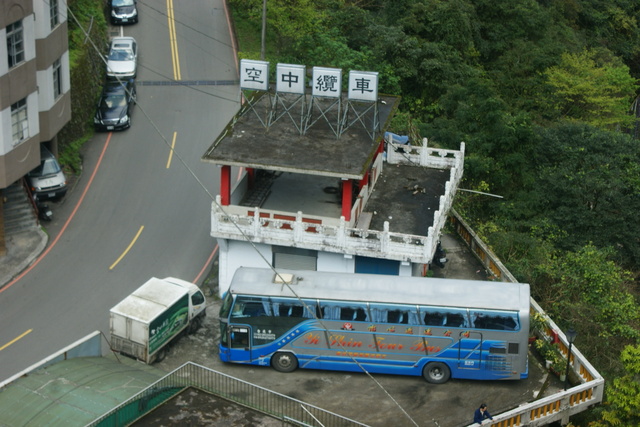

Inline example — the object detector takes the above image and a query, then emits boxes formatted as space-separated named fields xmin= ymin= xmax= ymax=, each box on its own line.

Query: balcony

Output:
xmin=211 ymin=140 xmax=464 ymax=263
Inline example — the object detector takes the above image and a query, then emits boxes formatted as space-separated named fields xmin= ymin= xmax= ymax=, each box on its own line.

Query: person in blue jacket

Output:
xmin=473 ymin=403 xmax=494 ymax=425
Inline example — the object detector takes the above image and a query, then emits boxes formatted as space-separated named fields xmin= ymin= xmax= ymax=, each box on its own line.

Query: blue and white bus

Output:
xmin=218 ymin=267 xmax=530 ymax=383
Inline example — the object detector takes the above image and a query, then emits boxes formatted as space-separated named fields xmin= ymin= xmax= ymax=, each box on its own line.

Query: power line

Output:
xmin=65 ymin=3 xmax=419 ymax=425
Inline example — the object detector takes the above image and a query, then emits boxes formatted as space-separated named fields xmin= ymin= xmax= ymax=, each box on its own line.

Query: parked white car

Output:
xmin=27 ymin=146 xmax=67 ymax=201
xmin=106 ymin=36 xmax=138 ymax=79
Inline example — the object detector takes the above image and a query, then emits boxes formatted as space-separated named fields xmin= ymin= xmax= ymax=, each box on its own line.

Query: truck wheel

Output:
xmin=271 ymin=352 xmax=298 ymax=373
xmin=155 ymin=347 xmax=168 ymax=363
xmin=423 ymin=362 xmax=450 ymax=384
xmin=188 ymin=317 xmax=202 ymax=334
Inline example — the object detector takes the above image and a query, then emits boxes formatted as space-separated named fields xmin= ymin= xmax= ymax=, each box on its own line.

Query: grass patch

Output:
xmin=230 ymin=7 xmax=286 ymax=63
xmin=59 ymin=132 xmax=92 ymax=174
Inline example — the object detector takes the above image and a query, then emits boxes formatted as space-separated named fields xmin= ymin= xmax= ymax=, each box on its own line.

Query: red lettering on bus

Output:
xmin=370 ymin=336 xmax=404 ymax=350
xmin=409 ymin=339 xmax=442 ymax=353
xmin=303 ymin=333 xmax=320 ymax=345
xmin=330 ymin=334 xmax=363 ymax=348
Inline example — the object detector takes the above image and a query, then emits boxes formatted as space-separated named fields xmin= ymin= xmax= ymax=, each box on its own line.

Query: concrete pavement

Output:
xmin=0 ymin=226 xmax=47 ymax=290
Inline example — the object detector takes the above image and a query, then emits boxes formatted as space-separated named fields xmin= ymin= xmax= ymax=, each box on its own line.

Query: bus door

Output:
xmin=227 ymin=325 xmax=252 ymax=363
xmin=458 ymin=332 xmax=482 ymax=370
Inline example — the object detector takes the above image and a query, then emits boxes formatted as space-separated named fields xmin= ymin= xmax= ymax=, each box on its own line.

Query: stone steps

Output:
xmin=2 ymin=180 xmax=38 ymax=235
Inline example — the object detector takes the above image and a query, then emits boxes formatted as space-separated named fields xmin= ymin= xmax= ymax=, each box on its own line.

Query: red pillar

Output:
xmin=341 ymin=179 xmax=352 ymax=221
xmin=359 ymin=170 xmax=369 ymax=192
xmin=220 ymin=165 xmax=231 ymax=205
xmin=247 ymin=168 xmax=255 ymax=189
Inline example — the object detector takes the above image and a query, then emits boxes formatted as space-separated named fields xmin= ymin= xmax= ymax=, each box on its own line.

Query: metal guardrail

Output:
xmin=87 ymin=361 xmax=368 ymax=427
xmin=451 ymin=210 xmax=605 ymax=427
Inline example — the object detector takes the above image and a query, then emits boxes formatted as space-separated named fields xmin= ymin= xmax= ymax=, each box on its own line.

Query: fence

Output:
xmin=451 ymin=209 xmax=605 ymax=427
xmin=87 ymin=361 xmax=368 ymax=427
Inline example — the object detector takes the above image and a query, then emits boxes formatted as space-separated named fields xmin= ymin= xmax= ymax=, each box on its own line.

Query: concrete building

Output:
xmin=0 ymin=0 xmax=72 ymax=251
xmin=203 ymin=62 xmax=464 ymax=296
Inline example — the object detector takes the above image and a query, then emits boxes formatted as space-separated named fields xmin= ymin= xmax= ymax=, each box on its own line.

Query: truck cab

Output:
xmin=163 ymin=277 xmax=207 ymax=330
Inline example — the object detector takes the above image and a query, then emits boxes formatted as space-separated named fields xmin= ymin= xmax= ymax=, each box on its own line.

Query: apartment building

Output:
xmin=0 ymin=0 xmax=71 ymax=250
xmin=1 ymin=0 xmax=71 ymax=189
xmin=203 ymin=62 xmax=465 ymax=296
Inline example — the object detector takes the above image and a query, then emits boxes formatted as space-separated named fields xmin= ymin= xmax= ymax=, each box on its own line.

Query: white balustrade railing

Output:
xmin=451 ymin=210 xmax=604 ymax=427
xmin=212 ymin=143 xmax=465 ymax=263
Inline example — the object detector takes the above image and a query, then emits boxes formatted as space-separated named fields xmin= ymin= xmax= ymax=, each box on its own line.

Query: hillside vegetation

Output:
xmin=229 ymin=1 xmax=640 ymax=425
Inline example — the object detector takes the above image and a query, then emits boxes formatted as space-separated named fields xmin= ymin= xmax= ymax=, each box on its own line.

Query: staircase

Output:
xmin=239 ymin=170 xmax=277 ymax=208
xmin=2 ymin=180 xmax=38 ymax=237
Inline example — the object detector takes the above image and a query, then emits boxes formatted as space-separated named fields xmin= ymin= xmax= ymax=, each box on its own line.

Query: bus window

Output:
xmin=219 ymin=292 xmax=234 ymax=319
xmin=277 ymin=304 xmax=305 ymax=318
xmin=369 ymin=305 xmax=388 ymax=323
xmin=444 ymin=312 xmax=466 ymax=328
xmin=423 ymin=311 xmax=445 ymax=326
xmin=471 ymin=310 xmax=519 ymax=331
xmin=388 ymin=310 xmax=408 ymax=324
xmin=340 ymin=307 xmax=367 ymax=321
xmin=230 ymin=327 xmax=250 ymax=349
xmin=269 ymin=298 xmax=318 ymax=319
xmin=231 ymin=296 xmax=270 ymax=318
xmin=320 ymin=302 xmax=369 ymax=321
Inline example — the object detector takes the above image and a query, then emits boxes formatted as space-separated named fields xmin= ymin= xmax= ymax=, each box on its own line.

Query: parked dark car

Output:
xmin=110 ymin=0 xmax=138 ymax=25
xmin=94 ymin=79 xmax=136 ymax=132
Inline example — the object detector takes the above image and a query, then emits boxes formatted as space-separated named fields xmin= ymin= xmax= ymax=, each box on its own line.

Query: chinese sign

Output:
xmin=240 ymin=59 xmax=269 ymax=91
xmin=348 ymin=70 xmax=378 ymax=102
xmin=276 ymin=63 xmax=305 ymax=94
xmin=312 ymin=66 xmax=342 ymax=98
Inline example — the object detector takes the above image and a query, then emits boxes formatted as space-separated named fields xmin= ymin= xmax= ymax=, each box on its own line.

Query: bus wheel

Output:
xmin=271 ymin=352 xmax=298 ymax=373
xmin=423 ymin=362 xmax=450 ymax=384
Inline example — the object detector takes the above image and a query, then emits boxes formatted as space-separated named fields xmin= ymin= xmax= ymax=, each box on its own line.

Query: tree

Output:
xmin=542 ymin=49 xmax=637 ymax=129
xmin=532 ymin=123 xmax=640 ymax=268
xmin=589 ymin=345 xmax=640 ymax=427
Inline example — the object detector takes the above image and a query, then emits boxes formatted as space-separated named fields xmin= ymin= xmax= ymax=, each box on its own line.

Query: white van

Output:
xmin=27 ymin=147 xmax=67 ymax=201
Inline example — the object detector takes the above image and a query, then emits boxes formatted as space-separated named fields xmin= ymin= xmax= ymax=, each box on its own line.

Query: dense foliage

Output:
xmin=229 ymin=0 xmax=640 ymax=424
xmin=58 ymin=0 xmax=109 ymax=171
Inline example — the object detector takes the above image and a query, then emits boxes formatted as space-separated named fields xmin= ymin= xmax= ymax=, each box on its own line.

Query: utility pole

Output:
xmin=261 ymin=0 xmax=267 ymax=60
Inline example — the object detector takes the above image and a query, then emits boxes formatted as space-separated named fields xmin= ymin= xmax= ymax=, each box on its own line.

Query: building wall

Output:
xmin=218 ymin=239 xmax=419 ymax=297
xmin=35 ymin=4 xmax=70 ymax=143
xmin=0 ymin=0 xmax=70 ymax=189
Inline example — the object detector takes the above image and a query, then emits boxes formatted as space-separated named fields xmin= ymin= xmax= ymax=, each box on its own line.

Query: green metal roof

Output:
xmin=0 ymin=356 xmax=163 ymax=427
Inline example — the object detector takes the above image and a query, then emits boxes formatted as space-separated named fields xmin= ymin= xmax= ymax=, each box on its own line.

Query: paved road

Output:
xmin=0 ymin=0 xmax=238 ymax=382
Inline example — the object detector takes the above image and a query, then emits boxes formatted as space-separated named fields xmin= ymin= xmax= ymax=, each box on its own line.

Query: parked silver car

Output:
xmin=27 ymin=147 xmax=67 ymax=201
xmin=106 ymin=36 xmax=138 ymax=79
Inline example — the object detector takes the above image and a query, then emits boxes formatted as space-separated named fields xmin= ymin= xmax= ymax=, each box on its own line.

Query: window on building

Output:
xmin=53 ymin=58 xmax=62 ymax=98
xmin=50 ymin=0 xmax=59 ymax=29
xmin=11 ymin=99 xmax=28 ymax=145
xmin=7 ymin=21 xmax=25 ymax=68
xmin=272 ymin=246 xmax=317 ymax=271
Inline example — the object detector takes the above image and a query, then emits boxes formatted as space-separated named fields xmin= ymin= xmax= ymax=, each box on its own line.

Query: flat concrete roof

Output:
xmin=130 ymin=387 xmax=282 ymax=426
xmin=202 ymin=91 xmax=401 ymax=179
xmin=241 ymin=163 xmax=450 ymax=237
xmin=366 ymin=164 xmax=450 ymax=235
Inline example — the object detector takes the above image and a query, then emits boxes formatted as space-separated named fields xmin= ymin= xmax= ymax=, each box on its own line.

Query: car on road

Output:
xmin=106 ymin=37 xmax=138 ymax=79
xmin=94 ymin=79 xmax=136 ymax=132
xmin=110 ymin=0 xmax=138 ymax=25
xmin=27 ymin=146 xmax=67 ymax=201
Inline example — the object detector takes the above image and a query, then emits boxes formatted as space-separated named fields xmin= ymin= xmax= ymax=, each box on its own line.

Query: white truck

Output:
xmin=109 ymin=277 xmax=206 ymax=363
